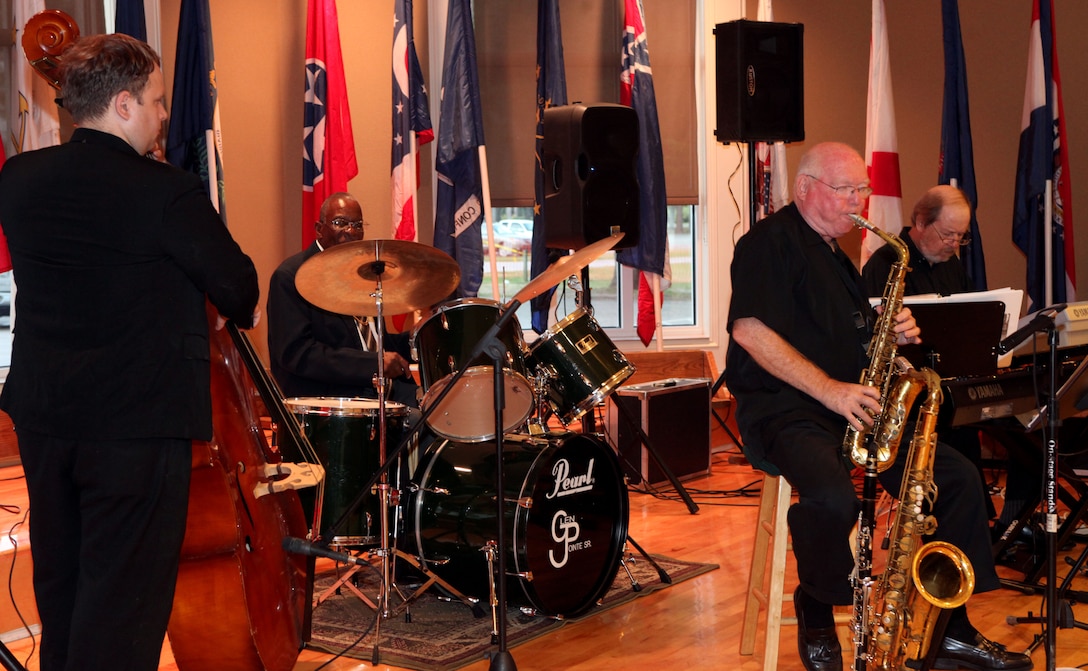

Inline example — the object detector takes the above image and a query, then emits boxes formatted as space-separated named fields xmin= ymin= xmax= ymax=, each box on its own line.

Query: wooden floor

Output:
xmin=1 ymin=449 xmax=1087 ymax=670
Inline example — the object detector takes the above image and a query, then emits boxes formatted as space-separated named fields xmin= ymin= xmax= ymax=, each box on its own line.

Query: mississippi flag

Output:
xmin=529 ymin=0 xmax=568 ymax=334
xmin=620 ymin=0 xmax=669 ymax=347
xmin=938 ymin=0 xmax=986 ymax=291
xmin=434 ymin=0 xmax=487 ymax=299
xmin=391 ymin=0 xmax=433 ymax=242
xmin=303 ymin=0 xmax=358 ymax=249
xmin=862 ymin=0 xmax=902 ymax=264
xmin=166 ymin=0 xmax=226 ymax=212
xmin=1013 ymin=0 xmax=1074 ymax=311
xmin=754 ymin=0 xmax=789 ymax=221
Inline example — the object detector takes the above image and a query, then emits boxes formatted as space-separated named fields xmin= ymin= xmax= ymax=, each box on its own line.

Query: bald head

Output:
xmin=793 ymin=142 xmax=870 ymax=243
xmin=315 ymin=192 xmax=365 ymax=249
xmin=909 ymin=185 xmax=972 ymax=263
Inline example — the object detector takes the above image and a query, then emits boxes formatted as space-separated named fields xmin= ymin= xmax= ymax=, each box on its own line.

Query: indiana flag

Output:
xmin=391 ymin=0 xmax=433 ymax=242
xmin=434 ymin=0 xmax=487 ymax=298
xmin=1013 ymin=0 xmax=1074 ymax=311
xmin=938 ymin=0 xmax=986 ymax=291
xmin=114 ymin=0 xmax=147 ymax=41
xmin=620 ymin=0 xmax=669 ymax=347
xmin=754 ymin=0 xmax=789 ymax=221
xmin=10 ymin=0 xmax=61 ymax=154
xmin=303 ymin=0 xmax=358 ymax=248
xmin=166 ymin=0 xmax=226 ymax=213
xmin=529 ymin=0 xmax=568 ymax=334
xmin=861 ymin=0 xmax=902 ymax=264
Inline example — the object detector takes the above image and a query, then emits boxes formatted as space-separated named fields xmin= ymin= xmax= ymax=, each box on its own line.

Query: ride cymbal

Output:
xmin=295 ymin=240 xmax=460 ymax=316
xmin=511 ymin=232 xmax=625 ymax=305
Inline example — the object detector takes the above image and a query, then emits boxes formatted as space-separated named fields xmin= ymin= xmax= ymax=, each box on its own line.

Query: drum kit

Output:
xmin=284 ymin=233 xmax=641 ymax=661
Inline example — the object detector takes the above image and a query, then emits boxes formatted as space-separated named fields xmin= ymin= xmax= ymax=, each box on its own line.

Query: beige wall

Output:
xmin=749 ymin=0 xmax=1088 ymax=311
xmin=154 ymin=0 xmax=1088 ymax=363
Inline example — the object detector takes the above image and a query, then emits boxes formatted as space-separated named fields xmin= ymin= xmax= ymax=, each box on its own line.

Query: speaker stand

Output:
xmin=747 ymin=141 xmax=760 ymax=231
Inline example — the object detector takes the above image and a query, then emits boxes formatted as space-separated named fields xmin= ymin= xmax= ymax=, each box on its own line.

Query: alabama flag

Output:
xmin=862 ymin=0 xmax=902 ymax=263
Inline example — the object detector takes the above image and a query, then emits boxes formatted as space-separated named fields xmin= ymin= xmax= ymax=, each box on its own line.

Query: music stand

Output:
xmin=896 ymin=300 xmax=1005 ymax=378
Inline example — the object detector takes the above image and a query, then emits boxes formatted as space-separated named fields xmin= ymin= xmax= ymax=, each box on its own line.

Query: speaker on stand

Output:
xmin=541 ymin=102 xmax=641 ymax=433
xmin=713 ymin=19 xmax=805 ymax=228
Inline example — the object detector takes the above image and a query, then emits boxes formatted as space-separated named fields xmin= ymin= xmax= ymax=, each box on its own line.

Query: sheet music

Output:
xmin=869 ymin=287 xmax=1025 ymax=368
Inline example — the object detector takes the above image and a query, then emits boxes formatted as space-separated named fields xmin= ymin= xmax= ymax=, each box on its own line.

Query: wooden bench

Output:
xmin=620 ymin=349 xmax=740 ymax=452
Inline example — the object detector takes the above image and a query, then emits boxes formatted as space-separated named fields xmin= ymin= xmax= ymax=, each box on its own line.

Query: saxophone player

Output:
xmin=726 ymin=143 xmax=1032 ymax=671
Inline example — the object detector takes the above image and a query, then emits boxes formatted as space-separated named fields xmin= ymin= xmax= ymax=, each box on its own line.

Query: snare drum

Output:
xmin=411 ymin=298 xmax=534 ymax=441
xmin=527 ymin=307 xmax=635 ymax=424
xmin=285 ymin=397 xmax=407 ymax=547
xmin=409 ymin=432 xmax=629 ymax=617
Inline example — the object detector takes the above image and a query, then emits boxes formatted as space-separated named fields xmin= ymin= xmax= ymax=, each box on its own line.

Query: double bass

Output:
xmin=22 ymin=13 xmax=323 ymax=670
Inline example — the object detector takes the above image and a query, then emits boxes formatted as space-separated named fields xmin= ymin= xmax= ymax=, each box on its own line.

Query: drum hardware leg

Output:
xmin=606 ymin=394 xmax=699 ymax=514
xmin=388 ymin=547 xmax=483 ymax=619
xmin=484 ymin=541 xmax=500 ymax=644
xmin=313 ymin=555 xmax=378 ymax=610
xmin=626 ymin=535 xmax=672 ymax=585
xmin=618 ymin=553 xmax=641 ymax=593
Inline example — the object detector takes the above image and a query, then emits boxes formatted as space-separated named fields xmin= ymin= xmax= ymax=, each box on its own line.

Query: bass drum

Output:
xmin=409 ymin=432 xmax=629 ymax=618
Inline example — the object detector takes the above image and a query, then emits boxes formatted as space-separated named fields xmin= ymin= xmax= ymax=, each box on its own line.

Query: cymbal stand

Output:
xmin=0 ymin=642 xmax=25 ymax=671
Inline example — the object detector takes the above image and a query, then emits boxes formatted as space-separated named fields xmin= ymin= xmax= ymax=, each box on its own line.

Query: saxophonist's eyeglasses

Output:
xmin=804 ymin=174 xmax=874 ymax=200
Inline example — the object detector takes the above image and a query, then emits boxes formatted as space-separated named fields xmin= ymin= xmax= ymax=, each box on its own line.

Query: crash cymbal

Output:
xmin=511 ymin=232 xmax=625 ymax=305
xmin=296 ymin=239 xmax=460 ymax=316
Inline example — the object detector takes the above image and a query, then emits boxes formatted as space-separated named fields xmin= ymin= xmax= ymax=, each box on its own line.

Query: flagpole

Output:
xmin=1045 ymin=179 xmax=1054 ymax=307
xmin=651 ymin=274 xmax=663 ymax=352
xmin=479 ymin=145 xmax=500 ymax=300
xmin=409 ymin=131 xmax=419 ymax=241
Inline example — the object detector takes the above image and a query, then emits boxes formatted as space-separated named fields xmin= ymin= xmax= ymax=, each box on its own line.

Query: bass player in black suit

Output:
xmin=0 ymin=34 xmax=259 ymax=671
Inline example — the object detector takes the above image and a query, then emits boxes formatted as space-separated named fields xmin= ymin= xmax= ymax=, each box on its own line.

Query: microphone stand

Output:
xmin=997 ymin=311 xmax=1060 ymax=671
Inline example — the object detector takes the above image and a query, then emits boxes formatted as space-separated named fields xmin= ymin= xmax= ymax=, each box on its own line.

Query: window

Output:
xmin=473 ymin=1 xmax=701 ymax=342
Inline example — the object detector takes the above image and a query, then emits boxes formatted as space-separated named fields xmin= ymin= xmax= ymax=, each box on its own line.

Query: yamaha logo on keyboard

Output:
xmin=966 ymin=382 xmax=1004 ymax=401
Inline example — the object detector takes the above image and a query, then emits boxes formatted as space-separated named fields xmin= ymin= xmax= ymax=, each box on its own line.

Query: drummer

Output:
xmin=267 ymin=192 xmax=419 ymax=408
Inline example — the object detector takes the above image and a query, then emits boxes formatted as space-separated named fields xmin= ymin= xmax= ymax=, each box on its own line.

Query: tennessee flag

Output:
xmin=303 ymin=0 xmax=358 ymax=248
xmin=391 ymin=0 xmax=433 ymax=242
xmin=862 ymin=0 xmax=902 ymax=264
xmin=620 ymin=0 xmax=669 ymax=347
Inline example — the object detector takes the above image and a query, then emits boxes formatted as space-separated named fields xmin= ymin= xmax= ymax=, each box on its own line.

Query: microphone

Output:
xmin=995 ymin=305 xmax=1065 ymax=354
xmin=282 ymin=536 xmax=368 ymax=566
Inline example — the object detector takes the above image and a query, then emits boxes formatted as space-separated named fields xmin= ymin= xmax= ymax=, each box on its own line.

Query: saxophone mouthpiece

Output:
xmin=849 ymin=213 xmax=872 ymax=230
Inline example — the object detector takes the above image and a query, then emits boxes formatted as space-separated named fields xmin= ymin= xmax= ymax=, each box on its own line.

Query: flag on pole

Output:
xmin=1012 ymin=0 xmax=1074 ymax=311
xmin=434 ymin=0 xmax=486 ymax=299
xmin=938 ymin=0 xmax=986 ymax=291
xmin=392 ymin=0 xmax=433 ymax=242
xmin=754 ymin=0 xmax=789 ymax=220
xmin=10 ymin=0 xmax=61 ymax=155
xmin=0 ymin=139 xmax=10 ymax=273
xmin=115 ymin=0 xmax=148 ymax=41
xmin=620 ymin=0 xmax=669 ymax=347
xmin=166 ymin=0 xmax=226 ymax=213
xmin=529 ymin=0 xmax=568 ymax=334
xmin=303 ymin=0 xmax=358 ymax=248
xmin=861 ymin=0 xmax=902 ymax=264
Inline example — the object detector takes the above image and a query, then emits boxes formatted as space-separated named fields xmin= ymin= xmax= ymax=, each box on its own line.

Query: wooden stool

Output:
xmin=740 ymin=472 xmax=794 ymax=670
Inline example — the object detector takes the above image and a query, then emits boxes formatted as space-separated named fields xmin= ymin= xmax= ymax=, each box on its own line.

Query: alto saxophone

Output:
xmin=842 ymin=214 xmax=910 ymax=472
xmin=844 ymin=215 xmax=975 ymax=670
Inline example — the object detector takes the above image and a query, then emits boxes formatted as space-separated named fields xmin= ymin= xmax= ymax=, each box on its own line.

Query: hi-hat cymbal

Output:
xmin=296 ymin=239 xmax=460 ymax=316
xmin=512 ymin=232 xmax=625 ymax=305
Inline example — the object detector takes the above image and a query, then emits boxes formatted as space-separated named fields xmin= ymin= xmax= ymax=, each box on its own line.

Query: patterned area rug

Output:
xmin=307 ymin=553 xmax=718 ymax=671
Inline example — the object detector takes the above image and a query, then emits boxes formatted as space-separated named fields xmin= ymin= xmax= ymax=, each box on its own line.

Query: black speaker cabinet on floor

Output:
xmin=542 ymin=103 xmax=640 ymax=251
xmin=714 ymin=19 xmax=804 ymax=143
xmin=607 ymin=378 xmax=711 ymax=491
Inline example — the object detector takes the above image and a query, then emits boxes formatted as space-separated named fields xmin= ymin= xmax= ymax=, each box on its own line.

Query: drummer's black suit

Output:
xmin=0 ymin=127 xmax=259 ymax=670
xmin=267 ymin=241 xmax=418 ymax=406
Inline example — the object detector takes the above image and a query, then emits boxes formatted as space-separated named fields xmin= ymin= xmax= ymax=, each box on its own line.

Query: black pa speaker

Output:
xmin=714 ymin=20 xmax=804 ymax=143
xmin=542 ymin=103 xmax=640 ymax=251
